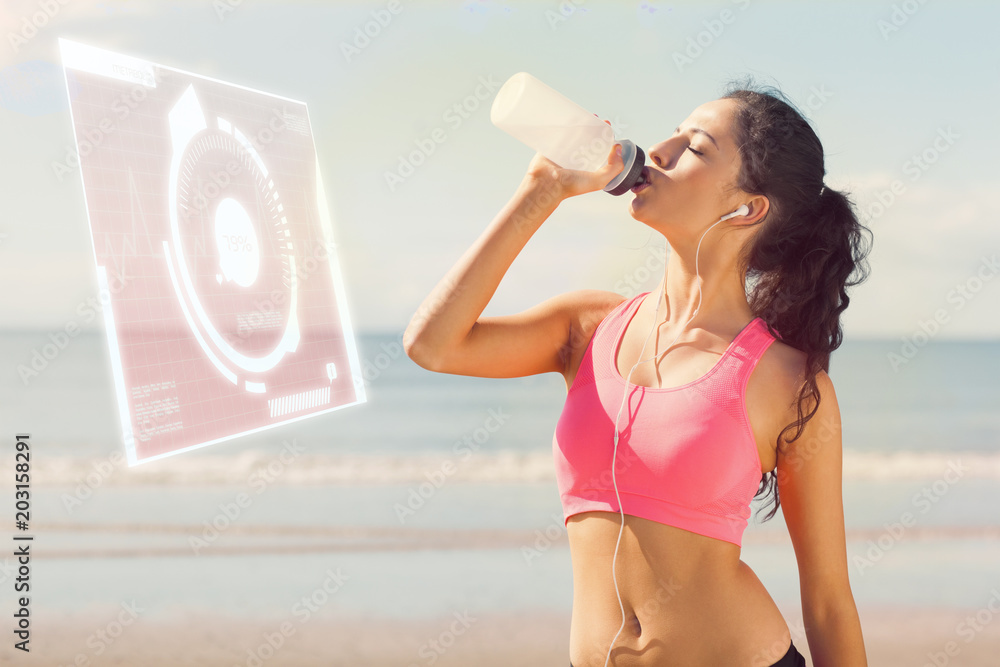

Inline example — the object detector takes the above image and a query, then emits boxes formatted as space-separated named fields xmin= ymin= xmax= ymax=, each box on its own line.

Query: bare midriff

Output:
xmin=566 ymin=511 xmax=792 ymax=667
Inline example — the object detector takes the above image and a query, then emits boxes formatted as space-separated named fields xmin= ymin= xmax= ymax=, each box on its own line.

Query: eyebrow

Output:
xmin=675 ymin=125 xmax=719 ymax=149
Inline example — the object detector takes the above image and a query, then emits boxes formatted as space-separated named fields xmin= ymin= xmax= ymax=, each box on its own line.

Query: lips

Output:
xmin=631 ymin=166 xmax=651 ymax=194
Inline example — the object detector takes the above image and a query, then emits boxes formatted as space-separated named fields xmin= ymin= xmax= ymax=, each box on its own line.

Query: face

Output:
xmin=629 ymin=98 xmax=746 ymax=232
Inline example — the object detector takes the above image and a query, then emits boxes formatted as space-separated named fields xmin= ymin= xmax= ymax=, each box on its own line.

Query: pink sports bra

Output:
xmin=552 ymin=291 xmax=778 ymax=548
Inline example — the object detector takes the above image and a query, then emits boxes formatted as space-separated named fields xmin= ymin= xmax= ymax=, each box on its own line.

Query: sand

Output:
xmin=3 ymin=605 xmax=999 ymax=666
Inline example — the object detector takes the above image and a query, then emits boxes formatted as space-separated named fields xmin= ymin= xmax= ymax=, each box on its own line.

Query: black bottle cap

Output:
xmin=603 ymin=140 xmax=646 ymax=196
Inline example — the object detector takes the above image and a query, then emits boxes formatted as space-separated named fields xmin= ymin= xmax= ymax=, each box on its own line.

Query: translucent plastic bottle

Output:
xmin=489 ymin=72 xmax=646 ymax=195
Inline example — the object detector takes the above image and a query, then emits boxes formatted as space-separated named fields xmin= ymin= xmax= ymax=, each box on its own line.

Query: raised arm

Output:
xmin=403 ymin=141 xmax=625 ymax=379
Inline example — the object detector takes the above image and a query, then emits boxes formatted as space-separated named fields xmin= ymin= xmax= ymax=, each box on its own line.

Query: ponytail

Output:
xmin=722 ymin=79 xmax=873 ymax=522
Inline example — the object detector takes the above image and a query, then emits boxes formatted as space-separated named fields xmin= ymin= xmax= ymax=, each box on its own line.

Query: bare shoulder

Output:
xmin=762 ymin=337 xmax=809 ymax=389
xmin=754 ymin=334 xmax=839 ymax=445
xmin=558 ymin=289 xmax=629 ymax=379
xmin=751 ymin=335 xmax=812 ymax=450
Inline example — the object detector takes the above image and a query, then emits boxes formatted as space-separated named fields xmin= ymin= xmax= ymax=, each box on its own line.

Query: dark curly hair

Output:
xmin=720 ymin=77 xmax=873 ymax=522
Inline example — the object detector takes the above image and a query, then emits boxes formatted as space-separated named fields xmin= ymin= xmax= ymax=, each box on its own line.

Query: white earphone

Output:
xmin=602 ymin=203 xmax=749 ymax=666
xmin=719 ymin=204 xmax=750 ymax=221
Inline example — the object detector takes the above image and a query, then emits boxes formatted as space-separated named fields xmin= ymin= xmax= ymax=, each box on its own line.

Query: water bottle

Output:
xmin=489 ymin=72 xmax=646 ymax=196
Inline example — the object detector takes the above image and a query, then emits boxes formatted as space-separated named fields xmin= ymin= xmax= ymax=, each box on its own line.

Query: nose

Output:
xmin=647 ymin=141 xmax=671 ymax=170
xmin=648 ymin=148 xmax=663 ymax=168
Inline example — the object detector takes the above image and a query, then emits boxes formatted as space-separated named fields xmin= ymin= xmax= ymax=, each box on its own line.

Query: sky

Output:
xmin=1 ymin=0 xmax=998 ymax=339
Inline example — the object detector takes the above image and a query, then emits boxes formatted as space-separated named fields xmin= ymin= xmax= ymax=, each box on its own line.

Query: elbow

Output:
xmin=404 ymin=312 xmax=474 ymax=373
xmin=402 ymin=325 xmax=439 ymax=372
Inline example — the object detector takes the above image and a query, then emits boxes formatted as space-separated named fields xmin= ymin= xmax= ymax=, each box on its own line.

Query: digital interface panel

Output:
xmin=59 ymin=39 xmax=366 ymax=466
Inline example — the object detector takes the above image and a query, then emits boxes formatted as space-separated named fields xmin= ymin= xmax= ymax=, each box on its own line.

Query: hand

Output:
xmin=522 ymin=117 xmax=624 ymax=200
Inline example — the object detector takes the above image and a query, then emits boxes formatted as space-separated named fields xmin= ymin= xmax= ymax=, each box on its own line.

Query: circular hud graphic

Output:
xmin=163 ymin=84 xmax=300 ymax=394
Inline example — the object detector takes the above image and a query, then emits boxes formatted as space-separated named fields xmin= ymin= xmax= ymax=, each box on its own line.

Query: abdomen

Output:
xmin=566 ymin=512 xmax=792 ymax=666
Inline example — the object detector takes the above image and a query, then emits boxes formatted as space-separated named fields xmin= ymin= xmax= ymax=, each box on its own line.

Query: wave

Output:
xmin=9 ymin=449 xmax=1000 ymax=486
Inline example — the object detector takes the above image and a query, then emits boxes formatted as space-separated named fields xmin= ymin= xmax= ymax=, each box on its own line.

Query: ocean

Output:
xmin=1 ymin=330 xmax=998 ymax=622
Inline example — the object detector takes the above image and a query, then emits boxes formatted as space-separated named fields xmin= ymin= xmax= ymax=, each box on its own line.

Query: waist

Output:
xmin=566 ymin=512 xmax=791 ymax=665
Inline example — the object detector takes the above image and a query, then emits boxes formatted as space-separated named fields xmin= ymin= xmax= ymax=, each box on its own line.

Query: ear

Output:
xmin=739 ymin=195 xmax=769 ymax=225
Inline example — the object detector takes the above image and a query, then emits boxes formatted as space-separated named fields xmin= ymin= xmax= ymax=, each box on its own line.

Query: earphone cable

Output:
xmin=602 ymin=212 xmax=731 ymax=666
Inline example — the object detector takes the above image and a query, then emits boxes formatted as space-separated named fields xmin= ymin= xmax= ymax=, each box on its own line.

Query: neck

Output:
xmin=652 ymin=237 xmax=754 ymax=331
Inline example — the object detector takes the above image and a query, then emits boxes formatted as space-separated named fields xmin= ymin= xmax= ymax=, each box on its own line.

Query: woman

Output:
xmin=403 ymin=80 xmax=872 ymax=666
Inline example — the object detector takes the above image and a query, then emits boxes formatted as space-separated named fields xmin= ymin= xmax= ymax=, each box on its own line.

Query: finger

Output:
xmin=593 ymin=113 xmax=613 ymax=127
xmin=604 ymin=143 xmax=623 ymax=168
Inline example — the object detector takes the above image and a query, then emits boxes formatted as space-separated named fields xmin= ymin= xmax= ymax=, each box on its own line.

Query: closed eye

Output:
xmin=687 ymin=147 xmax=704 ymax=156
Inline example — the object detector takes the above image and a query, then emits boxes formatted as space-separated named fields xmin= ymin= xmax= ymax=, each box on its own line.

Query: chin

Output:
xmin=627 ymin=208 xmax=667 ymax=236
xmin=628 ymin=196 xmax=658 ymax=223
